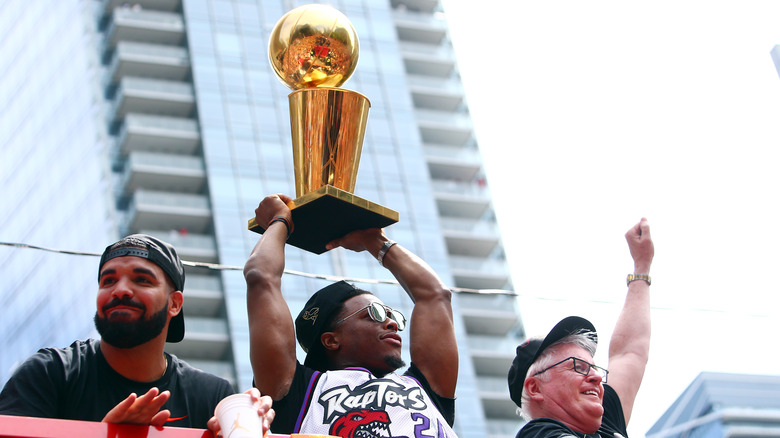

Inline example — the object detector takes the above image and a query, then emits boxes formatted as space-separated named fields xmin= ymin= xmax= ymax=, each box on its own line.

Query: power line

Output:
xmin=0 ymin=241 xmax=517 ymax=296
xmin=2 ymin=240 xmax=777 ymax=319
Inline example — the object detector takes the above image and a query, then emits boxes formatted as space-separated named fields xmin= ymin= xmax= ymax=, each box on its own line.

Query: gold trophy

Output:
xmin=248 ymin=4 xmax=398 ymax=254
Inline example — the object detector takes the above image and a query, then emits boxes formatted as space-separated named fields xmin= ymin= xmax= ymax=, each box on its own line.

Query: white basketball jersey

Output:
xmin=297 ymin=367 xmax=457 ymax=438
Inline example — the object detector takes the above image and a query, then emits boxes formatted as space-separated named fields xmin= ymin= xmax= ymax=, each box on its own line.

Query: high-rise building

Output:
xmin=770 ymin=45 xmax=780 ymax=78
xmin=647 ymin=372 xmax=780 ymax=438
xmin=0 ymin=0 xmax=115 ymax=383
xmin=0 ymin=1 xmax=525 ymax=437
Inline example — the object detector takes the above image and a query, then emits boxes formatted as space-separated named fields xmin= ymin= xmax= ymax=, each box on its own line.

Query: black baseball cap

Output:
xmin=98 ymin=234 xmax=186 ymax=343
xmin=295 ymin=280 xmax=368 ymax=371
xmin=507 ymin=316 xmax=597 ymax=407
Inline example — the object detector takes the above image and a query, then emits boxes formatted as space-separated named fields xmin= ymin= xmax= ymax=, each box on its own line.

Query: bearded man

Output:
xmin=0 ymin=234 xmax=239 ymax=428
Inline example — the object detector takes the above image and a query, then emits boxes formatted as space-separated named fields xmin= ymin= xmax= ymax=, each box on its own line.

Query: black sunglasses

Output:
xmin=533 ymin=357 xmax=608 ymax=383
xmin=333 ymin=301 xmax=406 ymax=331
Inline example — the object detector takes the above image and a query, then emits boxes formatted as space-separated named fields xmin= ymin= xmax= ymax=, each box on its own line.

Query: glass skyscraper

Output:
xmin=647 ymin=372 xmax=780 ymax=438
xmin=0 ymin=1 xmax=525 ymax=437
xmin=0 ymin=0 xmax=115 ymax=384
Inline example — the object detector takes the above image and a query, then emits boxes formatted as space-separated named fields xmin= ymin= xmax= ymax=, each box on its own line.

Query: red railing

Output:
xmin=0 ymin=415 xmax=294 ymax=438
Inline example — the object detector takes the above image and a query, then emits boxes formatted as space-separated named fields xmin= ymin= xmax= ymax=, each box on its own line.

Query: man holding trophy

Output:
xmin=245 ymin=195 xmax=458 ymax=438
xmin=243 ymin=5 xmax=459 ymax=438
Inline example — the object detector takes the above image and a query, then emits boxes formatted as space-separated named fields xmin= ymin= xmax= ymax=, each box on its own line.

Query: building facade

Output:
xmin=0 ymin=0 xmax=115 ymax=383
xmin=647 ymin=372 xmax=780 ymax=438
xmin=0 ymin=1 xmax=525 ymax=437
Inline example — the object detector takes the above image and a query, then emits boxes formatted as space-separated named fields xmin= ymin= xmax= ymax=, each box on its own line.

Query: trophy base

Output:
xmin=248 ymin=185 xmax=399 ymax=254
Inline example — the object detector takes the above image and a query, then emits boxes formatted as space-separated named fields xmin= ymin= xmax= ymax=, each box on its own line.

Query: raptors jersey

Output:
xmin=292 ymin=367 xmax=457 ymax=438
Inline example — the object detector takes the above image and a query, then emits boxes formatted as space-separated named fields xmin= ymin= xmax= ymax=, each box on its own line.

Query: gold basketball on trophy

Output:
xmin=268 ymin=4 xmax=359 ymax=89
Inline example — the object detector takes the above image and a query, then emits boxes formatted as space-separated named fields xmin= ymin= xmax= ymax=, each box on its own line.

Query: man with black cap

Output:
xmin=244 ymin=194 xmax=458 ymax=438
xmin=507 ymin=218 xmax=654 ymax=438
xmin=0 ymin=234 xmax=238 ymax=428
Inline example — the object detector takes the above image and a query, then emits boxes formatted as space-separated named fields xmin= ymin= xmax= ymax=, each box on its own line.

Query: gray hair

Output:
xmin=517 ymin=331 xmax=597 ymax=420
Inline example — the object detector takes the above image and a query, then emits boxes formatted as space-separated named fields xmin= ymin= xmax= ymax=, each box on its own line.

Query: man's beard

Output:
xmin=384 ymin=355 xmax=406 ymax=372
xmin=94 ymin=298 xmax=169 ymax=349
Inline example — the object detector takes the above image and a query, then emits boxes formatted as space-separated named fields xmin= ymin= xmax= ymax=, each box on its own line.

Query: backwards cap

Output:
xmin=507 ymin=316 xmax=597 ymax=407
xmin=98 ymin=234 xmax=186 ymax=343
xmin=295 ymin=280 xmax=367 ymax=371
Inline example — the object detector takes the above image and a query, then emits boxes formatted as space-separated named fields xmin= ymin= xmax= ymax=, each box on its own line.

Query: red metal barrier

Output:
xmin=0 ymin=415 xmax=296 ymax=438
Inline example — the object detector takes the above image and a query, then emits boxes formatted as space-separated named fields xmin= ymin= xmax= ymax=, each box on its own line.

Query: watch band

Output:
xmin=626 ymin=273 xmax=651 ymax=286
xmin=377 ymin=240 xmax=397 ymax=267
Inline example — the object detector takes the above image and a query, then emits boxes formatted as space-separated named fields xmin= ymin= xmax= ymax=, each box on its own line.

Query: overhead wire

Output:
xmin=0 ymin=241 xmax=517 ymax=296
xmin=1 ymin=240 xmax=776 ymax=319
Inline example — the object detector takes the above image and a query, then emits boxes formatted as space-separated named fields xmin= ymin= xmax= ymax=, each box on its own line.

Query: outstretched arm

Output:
xmin=607 ymin=217 xmax=653 ymax=424
xmin=327 ymin=229 xmax=457 ymax=397
xmin=244 ymin=195 xmax=298 ymax=400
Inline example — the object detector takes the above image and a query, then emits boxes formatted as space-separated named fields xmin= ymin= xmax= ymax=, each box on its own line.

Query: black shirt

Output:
xmin=517 ymin=385 xmax=628 ymax=438
xmin=0 ymin=339 xmax=234 ymax=428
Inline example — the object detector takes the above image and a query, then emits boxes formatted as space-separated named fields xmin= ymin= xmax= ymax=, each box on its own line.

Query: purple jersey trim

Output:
xmin=294 ymin=370 xmax=321 ymax=432
xmin=402 ymin=374 xmax=421 ymax=386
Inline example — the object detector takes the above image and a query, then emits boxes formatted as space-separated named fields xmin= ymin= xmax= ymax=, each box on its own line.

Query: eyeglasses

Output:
xmin=533 ymin=357 xmax=608 ymax=383
xmin=333 ymin=301 xmax=407 ymax=331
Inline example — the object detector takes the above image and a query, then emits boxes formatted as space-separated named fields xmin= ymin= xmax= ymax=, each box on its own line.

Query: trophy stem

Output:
xmin=289 ymin=88 xmax=370 ymax=198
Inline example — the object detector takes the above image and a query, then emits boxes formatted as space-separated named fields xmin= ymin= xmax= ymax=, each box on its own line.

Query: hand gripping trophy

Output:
xmin=248 ymin=4 xmax=399 ymax=254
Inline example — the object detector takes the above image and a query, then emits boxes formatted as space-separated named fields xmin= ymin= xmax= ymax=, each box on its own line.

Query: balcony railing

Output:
xmin=478 ymin=375 xmax=513 ymax=393
xmin=125 ymin=112 xmax=198 ymax=130
xmin=392 ymin=8 xmax=447 ymax=26
xmin=430 ymin=180 xmax=489 ymax=197
xmin=101 ymin=9 xmax=185 ymax=62
xmin=400 ymin=42 xmax=456 ymax=77
xmin=137 ymin=230 xmax=218 ymax=263
xmin=186 ymin=317 xmax=228 ymax=337
xmin=186 ymin=274 xmax=223 ymax=293
xmin=133 ymin=189 xmax=210 ymax=211
xmin=118 ymin=76 xmax=194 ymax=98
xmin=113 ymin=7 xmax=183 ymax=26
xmin=439 ymin=217 xmax=498 ymax=234
xmin=116 ymin=152 xmax=205 ymax=198
xmin=390 ymin=0 xmax=438 ymax=14
xmin=121 ymin=190 xmax=211 ymax=235
xmin=424 ymin=144 xmax=480 ymax=161
xmin=406 ymin=74 xmax=463 ymax=93
xmin=102 ymin=0 xmax=181 ymax=13
xmin=114 ymin=41 xmax=189 ymax=60
xmin=183 ymin=274 xmax=224 ymax=318
xmin=467 ymin=335 xmax=521 ymax=354
xmin=448 ymin=255 xmax=508 ymax=274
xmin=106 ymin=41 xmax=190 ymax=84
xmin=111 ymin=77 xmax=195 ymax=118
xmin=458 ymin=292 xmax=518 ymax=311
xmin=116 ymin=113 xmax=200 ymax=156
xmin=486 ymin=418 xmax=525 ymax=438
xmin=392 ymin=10 xmax=447 ymax=45
xmin=399 ymin=40 xmax=454 ymax=58
xmin=124 ymin=151 xmax=204 ymax=173
xmin=415 ymin=108 xmax=473 ymax=128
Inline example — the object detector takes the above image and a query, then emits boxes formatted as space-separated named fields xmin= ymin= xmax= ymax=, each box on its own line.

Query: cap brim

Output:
xmin=166 ymin=310 xmax=185 ymax=343
xmin=533 ymin=316 xmax=596 ymax=365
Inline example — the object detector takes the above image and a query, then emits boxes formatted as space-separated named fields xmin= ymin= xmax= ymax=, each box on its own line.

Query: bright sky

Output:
xmin=442 ymin=1 xmax=780 ymax=436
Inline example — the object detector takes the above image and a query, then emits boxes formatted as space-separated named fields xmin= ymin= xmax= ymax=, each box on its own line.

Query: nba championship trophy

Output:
xmin=248 ymin=4 xmax=398 ymax=254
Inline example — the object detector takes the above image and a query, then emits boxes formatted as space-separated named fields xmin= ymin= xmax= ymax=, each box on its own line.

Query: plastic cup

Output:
xmin=215 ymin=393 xmax=263 ymax=438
